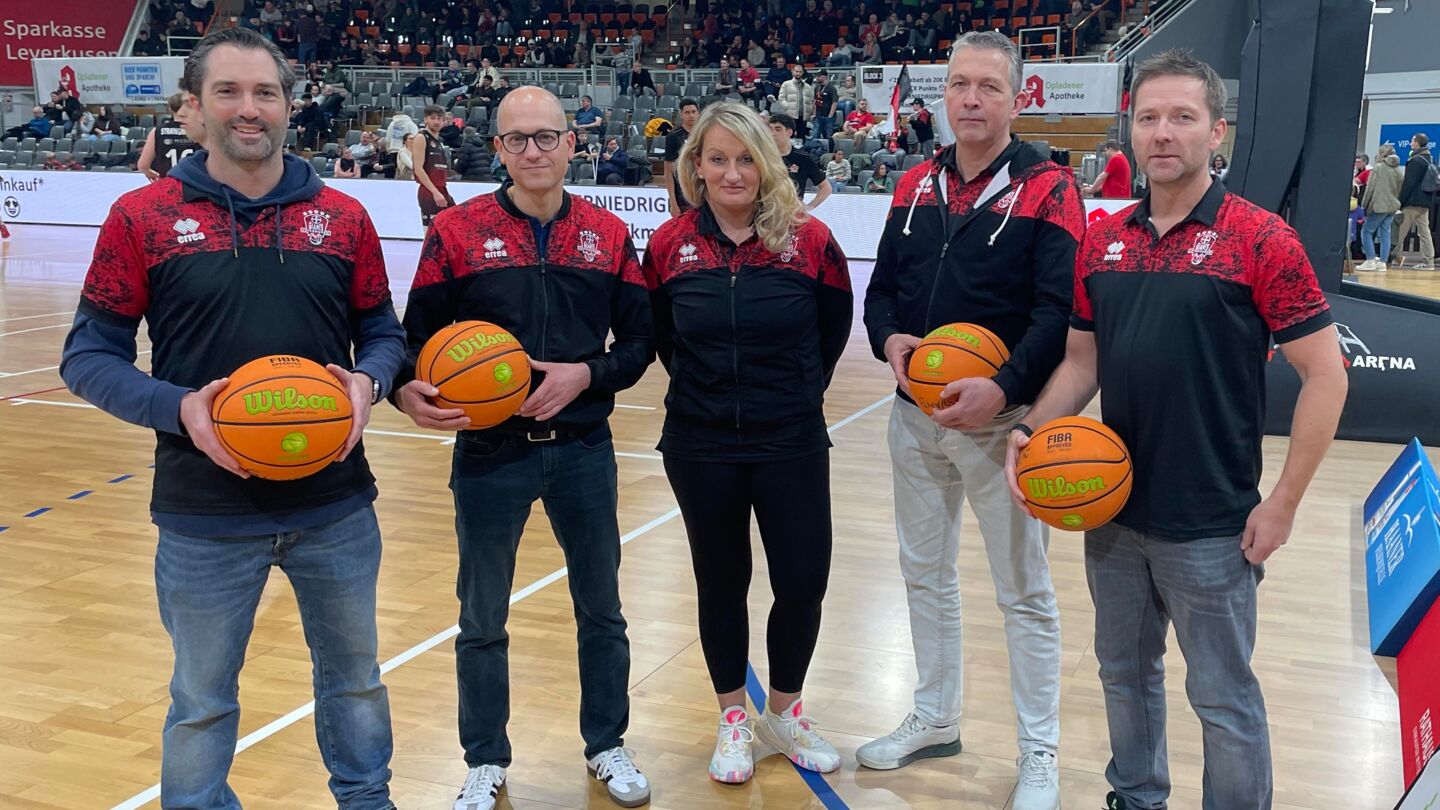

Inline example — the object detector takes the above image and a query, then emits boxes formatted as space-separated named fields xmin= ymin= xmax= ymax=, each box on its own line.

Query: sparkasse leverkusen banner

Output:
xmin=1 ymin=2 xmax=143 ymax=87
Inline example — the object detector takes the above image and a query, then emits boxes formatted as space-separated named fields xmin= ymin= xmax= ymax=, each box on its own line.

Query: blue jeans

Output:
xmin=814 ymin=113 xmax=837 ymax=141
xmin=450 ymin=424 xmax=630 ymax=766
xmin=1361 ymin=210 xmax=1395 ymax=261
xmin=298 ymin=41 xmax=317 ymax=64
xmin=1085 ymin=523 xmax=1270 ymax=810
xmin=155 ymin=506 xmax=393 ymax=810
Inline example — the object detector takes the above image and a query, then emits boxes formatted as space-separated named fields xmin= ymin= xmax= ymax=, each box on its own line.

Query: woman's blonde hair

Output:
xmin=677 ymin=101 xmax=807 ymax=254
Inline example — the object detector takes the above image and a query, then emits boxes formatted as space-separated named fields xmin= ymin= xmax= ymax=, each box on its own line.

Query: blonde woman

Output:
xmin=641 ymin=102 xmax=853 ymax=785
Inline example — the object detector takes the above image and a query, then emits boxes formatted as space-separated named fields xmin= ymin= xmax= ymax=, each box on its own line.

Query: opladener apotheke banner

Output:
xmin=860 ymin=63 xmax=1122 ymax=117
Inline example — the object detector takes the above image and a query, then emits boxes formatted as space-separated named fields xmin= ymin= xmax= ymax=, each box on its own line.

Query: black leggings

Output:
xmin=663 ymin=451 xmax=833 ymax=694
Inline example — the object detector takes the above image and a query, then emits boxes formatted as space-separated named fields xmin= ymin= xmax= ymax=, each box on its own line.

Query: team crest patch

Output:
xmin=990 ymin=189 xmax=1018 ymax=213
xmin=778 ymin=234 xmax=800 ymax=263
xmin=578 ymin=229 xmax=601 ymax=262
xmin=1189 ymin=229 xmax=1218 ymax=266
xmin=301 ymin=209 xmax=332 ymax=246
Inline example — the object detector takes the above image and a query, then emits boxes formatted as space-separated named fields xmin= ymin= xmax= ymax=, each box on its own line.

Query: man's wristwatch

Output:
xmin=355 ymin=371 xmax=381 ymax=404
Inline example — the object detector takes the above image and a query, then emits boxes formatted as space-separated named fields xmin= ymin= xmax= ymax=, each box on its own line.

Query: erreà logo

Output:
xmin=483 ymin=237 xmax=508 ymax=259
xmin=446 ymin=331 xmax=518 ymax=363
xmin=173 ymin=218 xmax=206 ymax=244
xmin=679 ymin=243 xmax=699 ymax=264
xmin=1103 ymin=241 xmax=1124 ymax=262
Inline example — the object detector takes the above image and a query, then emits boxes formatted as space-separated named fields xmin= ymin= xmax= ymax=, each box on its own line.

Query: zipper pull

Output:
xmin=940 ymin=242 xmax=949 ymax=260
xmin=730 ymin=274 xmax=737 ymax=288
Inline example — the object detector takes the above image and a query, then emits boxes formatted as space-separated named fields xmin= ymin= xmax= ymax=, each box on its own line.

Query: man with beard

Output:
xmin=59 ymin=26 xmax=405 ymax=809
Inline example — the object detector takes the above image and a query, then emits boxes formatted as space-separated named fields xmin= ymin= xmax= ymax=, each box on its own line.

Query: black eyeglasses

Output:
xmin=499 ymin=129 xmax=564 ymax=154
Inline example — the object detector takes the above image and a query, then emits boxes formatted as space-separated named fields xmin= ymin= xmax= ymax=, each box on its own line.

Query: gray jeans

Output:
xmin=1085 ymin=523 xmax=1271 ymax=810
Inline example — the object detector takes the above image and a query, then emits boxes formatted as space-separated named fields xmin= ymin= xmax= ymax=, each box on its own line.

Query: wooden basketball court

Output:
xmin=0 ymin=224 xmax=1422 ymax=809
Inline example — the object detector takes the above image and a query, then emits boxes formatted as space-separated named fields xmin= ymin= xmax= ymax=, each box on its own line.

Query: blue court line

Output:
xmin=0 ymin=526 xmax=8 ymax=533
xmin=25 ymin=507 xmax=52 ymax=518
xmin=745 ymin=662 xmax=850 ymax=810
xmin=67 ymin=490 xmax=93 ymax=500
xmin=107 ymin=474 xmax=133 ymax=484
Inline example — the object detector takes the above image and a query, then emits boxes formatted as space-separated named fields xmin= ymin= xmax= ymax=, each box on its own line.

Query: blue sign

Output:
xmin=1365 ymin=439 xmax=1440 ymax=656
xmin=1378 ymin=122 xmax=1440 ymax=165
xmin=121 ymin=63 xmax=164 ymax=100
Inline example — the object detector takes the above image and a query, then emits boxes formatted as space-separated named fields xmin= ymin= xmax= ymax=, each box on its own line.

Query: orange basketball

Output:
xmin=416 ymin=321 xmax=531 ymax=429
xmin=906 ymin=322 xmax=1010 ymax=414
xmin=1015 ymin=416 xmax=1133 ymax=531
xmin=211 ymin=355 xmax=354 ymax=481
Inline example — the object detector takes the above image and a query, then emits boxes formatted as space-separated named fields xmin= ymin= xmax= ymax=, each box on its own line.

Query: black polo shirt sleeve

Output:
xmin=1251 ymin=218 xmax=1333 ymax=344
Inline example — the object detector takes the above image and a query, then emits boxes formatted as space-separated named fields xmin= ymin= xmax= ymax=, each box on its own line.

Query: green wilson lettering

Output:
xmin=243 ymin=388 xmax=339 ymax=415
xmin=446 ymin=332 xmax=517 ymax=363
xmin=1027 ymin=474 xmax=1107 ymax=500
xmin=925 ymin=325 xmax=981 ymax=348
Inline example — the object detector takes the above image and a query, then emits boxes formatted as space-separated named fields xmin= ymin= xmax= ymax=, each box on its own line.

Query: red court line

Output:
xmin=0 ymin=385 xmax=68 ymax=403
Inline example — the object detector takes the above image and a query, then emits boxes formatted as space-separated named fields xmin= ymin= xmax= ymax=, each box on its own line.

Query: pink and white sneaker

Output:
xmin=754 ymin=698 xmax=840 ymax=773
xmin=709 ymin=705 xmax=755 ymax=784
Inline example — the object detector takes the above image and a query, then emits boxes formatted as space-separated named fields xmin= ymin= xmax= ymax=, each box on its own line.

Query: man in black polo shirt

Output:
xmin=664 ymin=97 xmax=701 ymax=217
xmin=767 ymin=111 xmax=832 ymax=211
xmin=1005 ymin=50 xmax=1348 ymax=810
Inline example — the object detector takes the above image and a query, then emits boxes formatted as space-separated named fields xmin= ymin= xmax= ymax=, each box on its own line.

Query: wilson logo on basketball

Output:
xmin=1026 ymin=474 xmax=1108 ymax=500
xmin=445 ymin=331 xmax=519 ymax=363
xmin=243 ymin=388 xmax=340 ymax=415
xmin=925 ymin=325 xmax=981 ymax=347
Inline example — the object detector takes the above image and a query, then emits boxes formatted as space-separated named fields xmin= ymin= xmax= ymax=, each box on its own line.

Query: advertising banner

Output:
xmin=2 ymin=2 xmax=143 ymax=87
xmin=31 ymin=56 xmax=186 ymax=106
xmin=0 ymin=168 xmax=1137 ymax=259
xmin=859 ymin=62 xmax=1122 ymax=117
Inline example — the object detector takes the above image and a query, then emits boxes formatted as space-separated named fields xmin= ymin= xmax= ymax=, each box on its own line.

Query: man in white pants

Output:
xmin=860 ymin=31 xmax=1086 ymax=810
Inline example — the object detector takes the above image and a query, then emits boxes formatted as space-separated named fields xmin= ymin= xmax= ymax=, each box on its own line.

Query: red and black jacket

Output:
xmin=864 ymin=137 xmax=1086 ymax=407
xmin=643 ymin=205 xmax=853 ymax=460
xmin=397 ymin=185 xmax=654 ymax=432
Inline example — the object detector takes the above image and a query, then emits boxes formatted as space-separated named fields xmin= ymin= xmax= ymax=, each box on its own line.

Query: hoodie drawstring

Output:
xmin=274 ymin=204 xmax=284 ymax=264
xmin=902 ymin=168 xmax=943 ymax=237
xmin=988 ymin=181 xmax=1024 ymax=246
xmin=224 ymin=190 xmax=240 ymax=259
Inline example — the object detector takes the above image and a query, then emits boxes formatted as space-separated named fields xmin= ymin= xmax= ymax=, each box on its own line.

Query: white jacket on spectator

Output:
xmin=777 ymin=78 xmax=815 ymax=122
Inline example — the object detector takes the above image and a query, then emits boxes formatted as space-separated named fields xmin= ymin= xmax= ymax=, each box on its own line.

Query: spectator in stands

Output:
xmin=629 ymin=30 xmax=646 ymax=60
xmin=333 ymin=146 xmax=361 ymax=178
xmin=1210 ymin=154 xmax=1229 ymax=181
xmin=747 ymin=38 xmax=766 ymax=68
xmin=665 ymin=98 xmax=702 ymax=216
xmin=909 ymin=98 xmax=935 ymax=159
xmin=351 ymin=130 xmax=378 ymax=163
xmin=1087 ymin=0 xmax=1117 ymax=32
xmin=828 ymin=35 xmax=857 ymax=66
xmin=92 ymin=106 xmax=125 ymax=142
xmin=572 ymin=95 xmax=605 ymax=138
xmin=630 ymin=62 xmax=658 ymax=97
xmin=908 ymin=12 xmax=938 ymax=55
xmin=456 ymin=130 xmax=492 ymax=181
xmin=737 ymin=60 xmax=763 ymax=109
xmin=526 ymin=44 xmax=549 ymax=67
xmin=865 ymin=161 xmax=894 ymax=193
xmin=296 ymin=11 xmax=320 ymax=65
xmin=436 ymin=59 xmax=471 ymax=106
xmin=24 ymin=106 xmax=52 ymax=139
xmin=135 ymin=26 xmax=166 ymax=56
xmin=57 ymin=89 xmax=84 ymax=134
xmin=318 ymin=84 xmax=346 ymax=123
xmin=777 ymin=64 xmax=815 ymax=139
xmin=714 ymin=58 xmax=737 ymax=97
xmin=837 ymin=73 xmax=859 ymax=116
xmin=880 ymin=12 xmax=906 ymax=58
xmin=679 ymin=36 xmax=701 ymax=68
xmin=258 ymin=1 xmax=282 ymax=32
xmin=170 ymin=11 xmax=196 ymax=38
xmin=767 ymin=112 xmax=832 ymax=209
xmin=597 ymin=137 xmax=630 ymax=185
xmin=1352 ymin=153 xmax=1371 ymax=199
xmin=813 ymin=70 xmax=839 ymax=141
xmin=860 ymin=13 xmax=882 ymax=43
xmin=471 ymin=76 xmax=498 ymax=113
xmin=291 ymin=93 xmax=327 ymax=150
xmin=1084 ymin=139 xmax=1132 ymax=198
xmin=779 ymin=17 xmax=801 ymax=60
xmin=841 ymin=99 xmax=878 ymax=149
xmin=826 ymin=151 xmax=852 ymax=192
xmin=857 ymin=32 xmax=883 ymax=65
xmin=613 ymin=48 xmax=635 ymax=92
xmin=764 ymin=53 xmax=790 ymax=109
xmin=871 ymin=123 xmax=911 ymax=168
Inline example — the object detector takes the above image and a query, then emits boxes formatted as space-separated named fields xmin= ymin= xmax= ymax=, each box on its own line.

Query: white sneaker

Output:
xmin=1356 ymin=258 xmax=1377 ymax=271
xmin=855 ymin=711 xmax=962 ymax=770
xmin=586 ymin=746 xmax=651 ymax=807
xmin=753 ymin=698 xmax=841 ymax=773
xmin=1012 ymin=750 xmax=1061 ymax=810
xmin=1376 ymin=262 xmax=1389 ymax=272
xmin=453 ymin=764 xmax=506 ymax=810
xmin=709 ymin=705 xmax=755 ymax=784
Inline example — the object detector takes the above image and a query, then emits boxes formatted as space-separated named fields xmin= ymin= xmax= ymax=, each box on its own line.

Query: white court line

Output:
xmin=0 ymin=310 xmax=74 ymax=323
xmin=0 ymin=349 xmax=150 ymax=379
xmin=0 ymin=323 xmax=69 ymax=338
xmin=8 ymin=398 xmax=93 ymax=408
xmin=614 ymin=403 xmax=656 ymax=410
xmin=107 ymin=392 xmax=895 ymax=810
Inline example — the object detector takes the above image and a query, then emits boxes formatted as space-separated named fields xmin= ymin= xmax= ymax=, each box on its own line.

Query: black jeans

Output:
xmin=450 ymin=424 xmax=630 ymax=766
xmin=663 ymin=450 xmax=833 ymax=694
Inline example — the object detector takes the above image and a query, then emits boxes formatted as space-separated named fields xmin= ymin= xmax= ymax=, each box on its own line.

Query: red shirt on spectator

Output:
xmin=846 ymin=110 xmax=875 ymax=129
xmin=739 ymin=67 xmax=759 ymax=85
xmin=1100 ymin=151 xmax=1132 ymax=198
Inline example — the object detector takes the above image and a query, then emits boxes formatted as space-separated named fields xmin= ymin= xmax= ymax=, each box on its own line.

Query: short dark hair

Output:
xmin=1131 ymin=48 xmax=1226 ymax=123
xmin=768 ymin=111 xmax=796 ymax=132
xmin=1356 ymin=153 xmax=1369 ymax=163
xmin=302 ymin=93 xmax=314 ymax=101
xmin=166 ymin=92 xmax=188 ymax=113
xmin=581 ymin=94 xmax=593 ymax=103
xmin=183 ymin=26 xmax=297 ymax=99
xmin=679 ymin=97 xmax=700 ymax=111
xmin=1416 ymin=133 xmax=1431 ymax=148
xmin=1105 ymin=139 xmax=1122 ymax=151
xmin=423 ymin=104 xmax=446 ymax=118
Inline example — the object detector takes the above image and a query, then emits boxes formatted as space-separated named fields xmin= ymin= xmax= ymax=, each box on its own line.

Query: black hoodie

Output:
xmin=61 ymin=151 xmax=406 ymax=535
xmin=864 ymin=136 xmax=1087 ymax=407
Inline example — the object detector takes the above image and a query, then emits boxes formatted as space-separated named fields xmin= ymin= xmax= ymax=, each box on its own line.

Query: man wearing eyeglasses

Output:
xmin=391 ymin=86 xmax=656 ymax=810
